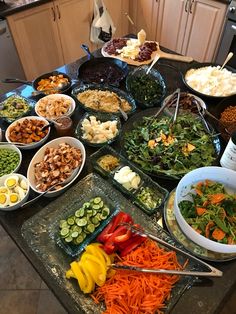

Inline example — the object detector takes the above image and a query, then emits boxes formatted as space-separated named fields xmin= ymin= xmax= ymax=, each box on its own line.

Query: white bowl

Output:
xmin=174 ymin=166 xmax=236 ymax=254
xmin=5 ymin=116 xmax=50 ymax=150
xmin=35 ymin=94 xmax=76 ymax=121
xmin=0 ymin=173 xmax=30 ymax=211
xmin=0 ymin=144 xmax=22 ymax=175
xmin=27 ymin=137 xmax=86 ymax=197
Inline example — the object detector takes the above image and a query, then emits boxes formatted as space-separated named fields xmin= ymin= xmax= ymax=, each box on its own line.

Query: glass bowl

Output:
xmin=75 ymin=112 xmax=121 ymax=147
xmin=71 ymin=83 xmax=136 ymax=116
xmin=126 ymin=65 xmax=167 ymax=108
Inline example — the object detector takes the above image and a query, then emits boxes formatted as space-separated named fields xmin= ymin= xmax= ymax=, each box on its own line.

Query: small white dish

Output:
xmin=35 ymin=94 xmax=76 ymax=121
xmin=0 ymin=173 xmax=30 ymax=211
xmin=27 ymin=137 xmax=86 ymax=198
xmin=0 ymin=144 xmax=22 ymax=175
xmin=5 ymin=116 xmax=50 ymax=150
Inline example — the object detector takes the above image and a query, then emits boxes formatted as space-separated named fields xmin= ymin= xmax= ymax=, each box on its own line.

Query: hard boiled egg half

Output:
xmin=0 ymin=175 xmax=28 ymax=208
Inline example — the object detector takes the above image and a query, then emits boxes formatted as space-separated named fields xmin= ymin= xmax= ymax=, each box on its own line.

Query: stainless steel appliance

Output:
xmin=216 ymin=0 xmax=236 ymax=69
xmin=0 ymin=18 xmax=26 ymax=94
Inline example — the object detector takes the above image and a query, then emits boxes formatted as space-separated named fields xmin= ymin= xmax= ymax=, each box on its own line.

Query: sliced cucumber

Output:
xmin=59 ymin=196 xmax=111 ymax=246
xmin=93 ymin=197 xmax=102 ymax=204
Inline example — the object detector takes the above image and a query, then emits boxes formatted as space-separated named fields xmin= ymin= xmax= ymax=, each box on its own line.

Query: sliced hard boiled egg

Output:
xmin=0 ymin=193 xmax=9 ymax=207
xmin=14 ymin=186 xmax=26 ymax=201
xmin=9 ymin=193 xmax=19 ymax=205
xmin=20 ymin=178 xmax=28 ymax=190
xmin=5 ymin=175 xmax=19 ymax=189
xmin=0 ymin=186 xmax=9 ymax=194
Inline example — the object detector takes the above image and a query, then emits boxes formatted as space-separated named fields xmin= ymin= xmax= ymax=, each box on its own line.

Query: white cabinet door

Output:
xmin=104 ymin=0 xmax=129 ymax=38
xmin=182 ymin=0 xmax=227 ymax=62
xmin=7 ymin=2 xmax=64 ymax=80
xmin=55 ymin=0 xmax=94 ymax=64
xmin=129 ymin=0 xmax=160 ymax=40
xmin=158 ymin=0 xmax=188 ymax=53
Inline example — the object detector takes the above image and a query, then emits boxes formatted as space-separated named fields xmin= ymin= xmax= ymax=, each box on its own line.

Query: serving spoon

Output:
xmin=220 ymin=52 xmax=234 ymax=70
xmin=21 ymin=167 xmax=79 ymax=208
xmin=146 ymin=54 xmax=160 ymax=74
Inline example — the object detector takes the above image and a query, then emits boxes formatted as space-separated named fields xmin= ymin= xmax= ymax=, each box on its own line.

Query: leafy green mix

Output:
xmin=179 ymin=180 xmax=236 ymax=244
xmin=124 ymin=114 xmax=217 ymax=178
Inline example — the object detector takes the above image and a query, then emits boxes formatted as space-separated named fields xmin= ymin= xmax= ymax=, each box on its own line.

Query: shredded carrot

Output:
xmin=91 ymin=240 xmax=186 ymax=314
xmin=196 ymin=207 xmax=207 ymax=216
xmin=212 ymin=228 xmax=226 ymax=240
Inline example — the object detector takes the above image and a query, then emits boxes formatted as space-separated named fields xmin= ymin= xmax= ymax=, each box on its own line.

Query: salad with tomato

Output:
xmin=179 ymin=180 xmax=236 ymax=244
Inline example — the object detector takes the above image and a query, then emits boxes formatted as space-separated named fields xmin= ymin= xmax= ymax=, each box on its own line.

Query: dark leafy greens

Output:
xmin=179 ymin=180 xmax=236 ymax=244
xmin=124 ymin=113 xmax=217 ymax=178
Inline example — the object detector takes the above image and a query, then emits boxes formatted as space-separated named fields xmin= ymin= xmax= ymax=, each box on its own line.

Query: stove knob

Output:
xmin=229 ymin=6 xmax=236 ymax=13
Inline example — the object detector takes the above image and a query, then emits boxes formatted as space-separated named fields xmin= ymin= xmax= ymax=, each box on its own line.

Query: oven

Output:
xmin=216 ymin=0 xmax=236 ymax=69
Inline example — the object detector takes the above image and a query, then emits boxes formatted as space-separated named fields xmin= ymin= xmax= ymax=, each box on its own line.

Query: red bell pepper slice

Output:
xmin=97 ymin=211 xmax=133 ymax=243
xmin=113 ymin=229 xmax=132 ymax=243
xmin=118 ymin=235 xmax=146 ymax=257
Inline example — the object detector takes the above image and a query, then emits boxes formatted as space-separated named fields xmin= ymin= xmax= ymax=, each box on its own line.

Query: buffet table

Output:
xmin=0 ymin=49 xmax=235 ymax=314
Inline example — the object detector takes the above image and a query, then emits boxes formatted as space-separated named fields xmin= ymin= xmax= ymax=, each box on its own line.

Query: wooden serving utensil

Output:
xmin=156 ymin=43 xmax=193 ymax=63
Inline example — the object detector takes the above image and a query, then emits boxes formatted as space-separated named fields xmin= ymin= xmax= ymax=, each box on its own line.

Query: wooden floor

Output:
xmin=1 ymin=224 xmax=236 ymax=314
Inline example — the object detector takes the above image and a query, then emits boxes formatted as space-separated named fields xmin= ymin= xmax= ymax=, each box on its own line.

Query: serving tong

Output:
xmin=194 ymin=103 xmax=231 ymax=136
xmin=112 ymin=223 xmax=222 ymax=278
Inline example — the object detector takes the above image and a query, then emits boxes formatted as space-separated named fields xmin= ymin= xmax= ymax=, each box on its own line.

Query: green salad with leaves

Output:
xmin=124 ymin=113 xmax=217 ymax=178
xmin=179 ymin=180 xmax=236 ymax=244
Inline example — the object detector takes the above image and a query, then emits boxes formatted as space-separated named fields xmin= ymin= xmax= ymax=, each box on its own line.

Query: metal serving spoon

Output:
xmin=0 ymin=141 xmax=29 ymax=147
xmin=21 ymin=167 xmax=79 ymax=208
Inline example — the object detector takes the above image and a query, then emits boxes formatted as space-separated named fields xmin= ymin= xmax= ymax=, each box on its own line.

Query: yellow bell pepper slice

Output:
xmin=81 ymin=253 xmax=107 ymax=274
xmin=65 ymin=269 xmax=76 ymax=279
xmin=78 ymin=260 xmax=95 ymax=293
xmin=83 ymin=259 xmax=106 ymax=287
xmin=88 ymin=243 xmax=112 ymax=266
xmin=70 ymin=261 xmax=87 ymax=293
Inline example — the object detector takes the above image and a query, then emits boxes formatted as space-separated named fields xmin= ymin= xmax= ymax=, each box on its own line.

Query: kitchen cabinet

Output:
xmin=129 ymin=0 xmax=161 ymax=40
xmin=53 ymin=0 xmax=94 ymax=65
xmin=104 ymin=0 xmax=129 ymax=38
xmin=157 ymin=0 xmax=228 ymax=62
xmin=130 ymin=0 xmax=227 ymax=62
xmin=7 ymin=0 xmax=94 ymax=80
xmin=7 ymin=2 xmax=64 ymax=80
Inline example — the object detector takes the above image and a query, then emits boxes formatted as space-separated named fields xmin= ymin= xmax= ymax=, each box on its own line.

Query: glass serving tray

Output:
xmin=21 ymin=173 xmax=203 ymax=314
xmin=90 ymin=145 xmax=169 ymax=217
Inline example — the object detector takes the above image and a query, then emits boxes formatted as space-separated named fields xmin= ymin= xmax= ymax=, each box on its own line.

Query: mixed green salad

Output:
xmin=179 ymin=180 xmax=236 ymax=244
xmin=124 ymin=113 xmax=217 ymax=178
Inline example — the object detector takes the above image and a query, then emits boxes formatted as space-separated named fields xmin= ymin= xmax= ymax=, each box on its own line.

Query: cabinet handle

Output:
xmin=185 ymin=0 xmax=189 ymax=13
xmin=190 ymin=0 xmax=194 ymax=14
xmin=51 ymin=7 xmax=56 ymax=21
xmin=56 ymin=5 xmax=61 ymax=19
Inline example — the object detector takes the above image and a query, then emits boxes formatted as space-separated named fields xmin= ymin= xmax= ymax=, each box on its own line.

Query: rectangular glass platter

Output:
xmin=21 ymin=173 xmax=201 ymax=314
